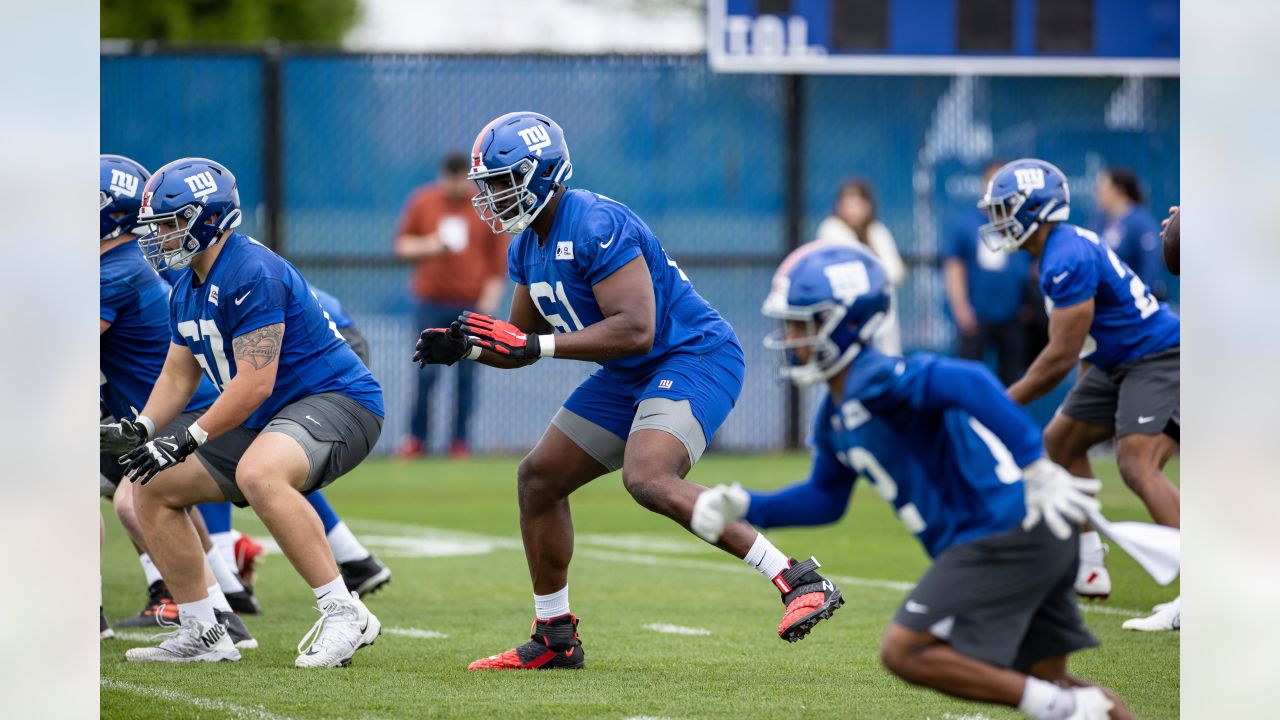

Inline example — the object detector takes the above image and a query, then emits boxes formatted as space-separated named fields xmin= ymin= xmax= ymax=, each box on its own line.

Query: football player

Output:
xmin=415 ymin=112 xmax=844 ymax=670
xmin=99 ymin=155 xmax=257 ymax=647
xmin=105 ymin=158 xmax=384 ymax=666
xmin=695 ymin=241 xmax=1133 ymax=720
xmin=981 ymin=159 xmax=1180 ymax=630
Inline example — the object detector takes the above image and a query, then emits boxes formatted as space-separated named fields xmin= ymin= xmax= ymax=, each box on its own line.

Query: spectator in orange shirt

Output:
xmin=394 ymin=153 xmax=508 ymax=457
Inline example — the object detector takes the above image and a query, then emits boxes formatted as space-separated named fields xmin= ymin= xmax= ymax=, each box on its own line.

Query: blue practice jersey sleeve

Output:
xmin=918 ymin=357 xmax=1044 ymax=467
xmin=224 ymin=276 xmax=289 ymax=338
xmin=575 ymin=203 xmax=643 ymax=287
xmin=1042 ymin=244 xmax=1099 ymax=309
xmin=746 ymin=446 xmax=855 ymax=528
xmin=100 ymin=277 xmax=127 ymax=324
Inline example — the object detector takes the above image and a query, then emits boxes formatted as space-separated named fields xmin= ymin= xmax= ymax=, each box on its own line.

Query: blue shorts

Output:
xmin=560 ymin=339 xmax=744 ymax=464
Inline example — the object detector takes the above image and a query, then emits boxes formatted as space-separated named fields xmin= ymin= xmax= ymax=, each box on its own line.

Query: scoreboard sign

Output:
xmin=707 ymin=0 xmax=1179 ymax=76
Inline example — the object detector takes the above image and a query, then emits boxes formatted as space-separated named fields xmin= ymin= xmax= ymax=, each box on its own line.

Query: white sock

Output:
xmin=1018 ymin=677 xmax=1076 ymax=720
xmin=206 ymin=548 xmax=245 ymax=593
xmin=178 ymin=596 xmax=217 ymax=625
xmin=139 ymin=553 xmax=164 ymax=586
xmin=207 ymin=583 xmax=232 ymax=613
xmin=211 ymin=531 xmax=237 ymax=574
xmin=312 ymin=575 xmax=352 ymax=603
xmin=1079 ymin=530 xmax=1104 ymax=562
xmin=326 ymin=522 xmax=372 ymax=564
xmin=534 ymin=586 xmax=570 ymax=620
xmin=744 ymin=533 xmax=791 ymax=581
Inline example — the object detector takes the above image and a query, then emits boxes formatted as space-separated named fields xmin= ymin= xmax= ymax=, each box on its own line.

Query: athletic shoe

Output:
xmin=100 ymin=607 xmax=114 ymax=640
xmin=396 ymin=436 xmax=424 ymax=459
xmin=215 ymin=609 xmax=258 ymax=649
xmin=234 ymin=533 xmax=265 ymax=586
xmin=225 ymin=587 xmax=262 ymax=615
xmin=775 ymin=556 xmax=844 ymax=642
xmin=125 ymin=617 xmax=241 ymax=663
xmin=340 ymin=555 xmax=392 ymax=597
xmin=294 ymin=595 xmax=381 ymax=668
xmin=468 ymin=613 xmax=585 ymax=670
xmin=449 ymin=439 xmax=471 ymax=459
xmin=116 ymin=580 xmax=180 ymax=628
xmin=1065 ymin=686 xmax=1115 ymax=719
xmin=1075 ymin=560 xmax=1112 ymax=600
xmin=1122 ymin=595 xmax=1180 ymax=632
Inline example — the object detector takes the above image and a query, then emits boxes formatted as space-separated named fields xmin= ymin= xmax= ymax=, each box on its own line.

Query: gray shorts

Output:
xmin=194 ymin=393 xmax=382 ymax=507
xmin=551 ymin=397 xmax=708 ymax=473
xmin=1061 ymin=346 xmax=1179 ymax=439
xmin=340 ymin=325 xmax=371 ymax=367
xmin=892 ymin=523 xmax=1098 ymax=672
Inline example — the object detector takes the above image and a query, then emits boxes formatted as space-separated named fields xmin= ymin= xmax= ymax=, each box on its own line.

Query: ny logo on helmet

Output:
xmin=1014 ymin=168 xmax=1046 ymax=192
xmin=109 ymin=169 xmax=139 ymax=198
xmin=183 ymin=171 xmax=218 ymax=201
xmin=824 ymin=261 xmax=871 ymax=305
xmin=517 ymin=125 xmax=552 ymax=156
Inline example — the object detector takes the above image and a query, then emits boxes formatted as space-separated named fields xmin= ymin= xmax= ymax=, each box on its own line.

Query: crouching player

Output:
xmin=103 ymin=158 xmax=384 ymax=666
xmin=693 ymin=241 xmax=1133 ymax=719
xmin=415 ymin=112 xmax=843 ymax=670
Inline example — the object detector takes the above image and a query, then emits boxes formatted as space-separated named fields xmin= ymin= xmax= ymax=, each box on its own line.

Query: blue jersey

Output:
xmin=943 ymin=207 xmax=1032 ymax=325
xmin=1039 ymin=223 xmax=1179 ymax=371
xmin=167 ymin=233 xmax=383 ymax=429
xmin=814 ymin=348 xmax=1034 ymax=556
xmin=100 ymin=240 xmax=218 ymax=421
xmin=310 ymin=287 xmax=353 ymax=329
xmin=1089 ymin=207 xmax=1166 ymax=299
xmin=507 ymin=189 xmax=735 ymax=381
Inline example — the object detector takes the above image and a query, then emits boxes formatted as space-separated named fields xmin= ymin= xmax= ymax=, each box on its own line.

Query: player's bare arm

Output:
xmin=100 ymin=318 xmax=111 ymax=335
xmin=544 ymin=256 xmax=655 ymax=361
xmin=194 ymin=322 xmax=284 ymax=439
xmin=393 ymin=232 xmax=449 ymax=261
xmin=136 ymin=342 xmax=207 ymax=431
xmin=1008 ymin=299 xmax=1094 ymax=404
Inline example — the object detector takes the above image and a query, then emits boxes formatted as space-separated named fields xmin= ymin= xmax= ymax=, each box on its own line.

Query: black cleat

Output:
xmin=116 ymin=580 xmax=180 ymax=628
xmin=774 ymin=557 xmax=844 ymax=643
xmin=215 ymin=609 xmax=258 ymax=649
xmin=225 ymin=586 xmax=261 ymax=615
xmin=340 ymin=555 xmax=392 ymax=597
xmin=468 ymin=614 xmax=585 ymax=670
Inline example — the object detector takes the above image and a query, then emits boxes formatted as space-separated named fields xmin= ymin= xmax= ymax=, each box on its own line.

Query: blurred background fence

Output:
xmin=101 ymin=50 xmax=1179 ymax=455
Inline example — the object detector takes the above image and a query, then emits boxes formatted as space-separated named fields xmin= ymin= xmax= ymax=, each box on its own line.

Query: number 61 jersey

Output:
xmin=507 ymin=189 xmax=736 ymax=382
xmin=1039 ymin=223 xmax=1179 ymax=371
xmin=167 ymin=233 xmax=384 ymax=429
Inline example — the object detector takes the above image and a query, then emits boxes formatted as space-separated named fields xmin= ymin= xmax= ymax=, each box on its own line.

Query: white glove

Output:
xmin=1020 ymin=458 xmax=1102 ymax=541
xmin=690 ymin=483 xmax=751 ymax=543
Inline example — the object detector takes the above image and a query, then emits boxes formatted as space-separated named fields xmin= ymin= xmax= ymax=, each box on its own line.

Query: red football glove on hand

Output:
xmin=457 ymin=311 xmax=543 ymax=361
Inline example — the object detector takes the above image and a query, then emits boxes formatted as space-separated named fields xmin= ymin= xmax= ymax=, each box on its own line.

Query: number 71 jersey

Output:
xmin=167 ymin=233 xmax=384 ymax=429
xmin=1039 ymin=223 xmax=1179 ymax=371
xmin=507 ymin=189 xmax=735 ymax=381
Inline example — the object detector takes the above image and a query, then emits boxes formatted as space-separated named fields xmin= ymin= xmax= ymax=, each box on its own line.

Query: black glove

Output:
xmin=121 ymin=428 xmax=200 ymax=486
xmin=101 ymin=418 xmax=148 ymax=455
xmin=413 ymin=321 xmax=472 ymax=367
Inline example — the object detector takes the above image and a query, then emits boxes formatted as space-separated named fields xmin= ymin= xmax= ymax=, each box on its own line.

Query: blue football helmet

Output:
xmin=469 ymin=111 xmax=573 ymax=234
xmin=977 ymin=158 xmax=1070 ymax=252
xmin=100 ymin=155 xmax=150 ymax=241
xmin=136 ymin=158 xmax=242 ymax=270
xmin=762 ymin=240 xmax=891 ymax=386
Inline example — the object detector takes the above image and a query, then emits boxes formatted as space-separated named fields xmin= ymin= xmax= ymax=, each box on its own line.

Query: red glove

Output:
xmin=457 ymin=311 xmax=544 ymax=361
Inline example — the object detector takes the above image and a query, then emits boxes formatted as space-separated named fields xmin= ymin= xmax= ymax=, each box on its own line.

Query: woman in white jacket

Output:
xmin=813 ymin=179 xmax=907 ymax=354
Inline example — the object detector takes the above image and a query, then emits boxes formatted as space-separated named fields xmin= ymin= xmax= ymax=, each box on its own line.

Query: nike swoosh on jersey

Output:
xmin=599 ymin=234 xmax=615 ymax=249
xmin=1051 ymin=271 xmax=1070 ymax=284
xmin=235 ymin=291 xmax=252 ymax=305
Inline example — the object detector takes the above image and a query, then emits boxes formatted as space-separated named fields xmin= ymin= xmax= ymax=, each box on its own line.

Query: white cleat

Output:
xmin=1065 ymin=686 xmax=1115 ymax=720
xmin=1123 ymin=595 xmax=1180 ymax=632
xmin=294 ymin=595 xmax=381 ymax=668
xmin=124 ymin=617 xmax=241 ymax=663
xmin=1075 ymin=554 xmax=1112 ymax=600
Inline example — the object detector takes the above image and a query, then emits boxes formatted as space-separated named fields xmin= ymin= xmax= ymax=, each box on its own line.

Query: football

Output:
xmin=1162 ymin=206 xmax=1180 ymax=275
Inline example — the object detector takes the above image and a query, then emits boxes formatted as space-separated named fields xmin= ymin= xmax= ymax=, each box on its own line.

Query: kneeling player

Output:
xmin=415 ymin=112 xmax=843 ymax=670
xmin=103 ymin=158 xmax=384 ymax=666
xmin=694 ymin=242 xmax=1133 ymax=720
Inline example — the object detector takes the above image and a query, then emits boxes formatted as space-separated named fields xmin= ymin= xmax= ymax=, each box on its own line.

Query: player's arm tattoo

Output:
xmin=233 ymin=323 xmax=284 ymax=370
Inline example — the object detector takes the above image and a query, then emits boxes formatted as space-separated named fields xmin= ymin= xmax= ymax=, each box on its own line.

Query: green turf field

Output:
xmin=100 ymin=454 xmax=1179 ymax=719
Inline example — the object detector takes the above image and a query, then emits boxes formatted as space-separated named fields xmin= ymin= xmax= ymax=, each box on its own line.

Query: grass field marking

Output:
xmin=112 ymin=629 xmax=167 ymax=642
xmin=643 ymin=623 xmax=712 ymax=636
xmin=342 ymin=518 xmax=1154 ymax=619
xmin=101 ymin=678 xmax=301 ymax=720
xmin=384 ymin=627 xmax=449 ymax=639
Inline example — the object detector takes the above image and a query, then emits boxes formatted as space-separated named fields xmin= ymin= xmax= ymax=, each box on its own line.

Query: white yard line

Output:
xmin=644 ymin=623 xmax=711 ymax=636
xmin=101 ymin=678 xmax=300 ymax=720
xmin=384 ymin=627 xmax=448 ymax=639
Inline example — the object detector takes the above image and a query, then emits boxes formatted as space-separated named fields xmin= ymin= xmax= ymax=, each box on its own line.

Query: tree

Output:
xmin=101 ymin=0 xmax=361 ymax=45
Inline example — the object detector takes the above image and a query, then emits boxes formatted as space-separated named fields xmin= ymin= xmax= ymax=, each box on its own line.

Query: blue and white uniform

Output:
xmin=167 ymin=233 xmax=383 ymax=429
xmin=509 ymin=190 xmax=743 ymax=466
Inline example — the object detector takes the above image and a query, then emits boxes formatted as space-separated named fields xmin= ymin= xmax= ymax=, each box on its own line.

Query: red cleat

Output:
xmin=774 ymin=557 xmax=844 ymax=642
xmin=448 ymin=439 xmax=471 ymax=460
xmin=234 ymin=533 xmax=265 ymax=586
xmin=396 ymin=436 xmax=424 ymax=459
xmin=468 ymin=614 xmax=585 ymax=670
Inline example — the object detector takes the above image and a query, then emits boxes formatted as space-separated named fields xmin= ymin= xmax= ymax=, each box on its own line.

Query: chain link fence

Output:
xmin=101 ymin=50 xmax=1179 ymax=455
